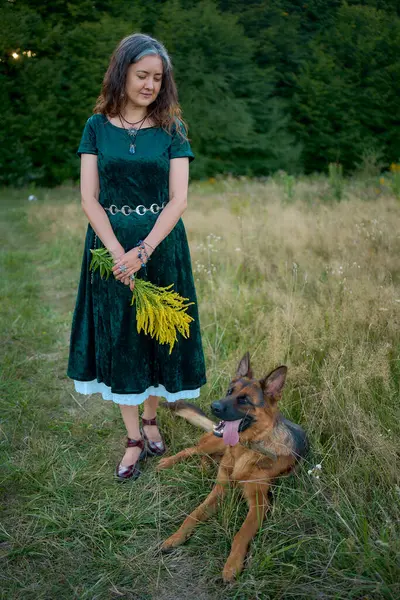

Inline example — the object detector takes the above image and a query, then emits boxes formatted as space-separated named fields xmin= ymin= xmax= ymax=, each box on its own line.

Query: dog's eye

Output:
xmin=236 ymin=395 xmax=249 ymax=405
xmin=227 ymin=388 xmax=234 ymax=396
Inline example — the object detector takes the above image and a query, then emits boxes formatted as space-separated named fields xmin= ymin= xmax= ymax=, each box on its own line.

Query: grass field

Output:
xmin=1 ymin=176 xmax=399 ymax=599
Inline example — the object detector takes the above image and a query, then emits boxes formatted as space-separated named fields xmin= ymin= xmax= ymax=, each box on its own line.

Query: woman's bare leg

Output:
xmin=119 ymin=404 xmax=142 ymax=466
xmin=142 ymin=394 xmax=162 ymax=443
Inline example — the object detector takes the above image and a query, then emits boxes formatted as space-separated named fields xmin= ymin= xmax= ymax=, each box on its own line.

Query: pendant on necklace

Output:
xmin=129 ymin=144 xmax=136 ymax=154
xmin=128 ymin=128 xmax=137 ymax=136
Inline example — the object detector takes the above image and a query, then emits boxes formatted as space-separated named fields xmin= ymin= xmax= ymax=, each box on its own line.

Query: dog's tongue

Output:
xmin=223 ymin=419 xmax=242 ymax=446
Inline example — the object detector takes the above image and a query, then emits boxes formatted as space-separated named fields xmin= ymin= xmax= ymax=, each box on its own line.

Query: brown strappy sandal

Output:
xmin=115 ymin=437 xmax=147 ymax=481
xmin=141 ymin=416 xmax=166 ymax=456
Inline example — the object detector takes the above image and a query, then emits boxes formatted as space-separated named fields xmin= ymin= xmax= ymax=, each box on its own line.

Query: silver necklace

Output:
xmin=118 ymin=113 xmax=147 ymax=154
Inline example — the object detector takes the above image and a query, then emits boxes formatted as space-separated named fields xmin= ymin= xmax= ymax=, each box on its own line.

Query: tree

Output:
xmin=157 ymin=0 xmax=301 ymax=177
xmin=293 ymin=4 xmax=400 ymax=171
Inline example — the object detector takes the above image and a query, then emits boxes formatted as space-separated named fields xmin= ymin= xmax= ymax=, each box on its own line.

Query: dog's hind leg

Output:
xmin=160 ymin=465 xmax=229 ymax=551
xmin=157 ymin=432 xmax=225 ymax=471
xmin=222 ymin=478 xmax=270 ymax=583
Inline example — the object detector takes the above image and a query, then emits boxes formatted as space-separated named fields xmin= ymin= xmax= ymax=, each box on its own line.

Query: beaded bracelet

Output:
xmin=136 ymin=239 xmax=150 ymax=273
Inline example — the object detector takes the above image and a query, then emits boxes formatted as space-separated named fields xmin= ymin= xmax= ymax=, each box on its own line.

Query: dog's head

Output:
xmin=211 ymin=352 xmax=287 ymax=446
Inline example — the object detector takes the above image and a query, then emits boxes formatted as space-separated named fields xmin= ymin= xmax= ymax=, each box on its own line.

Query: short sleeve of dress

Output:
xmin=77 ymin=116 xmax=98 ymax=157
xmin=169 ymin=120 xmax=195 ymax=163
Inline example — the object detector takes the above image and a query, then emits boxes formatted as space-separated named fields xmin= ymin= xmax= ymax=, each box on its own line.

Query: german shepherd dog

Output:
xmin=157 ymin=353 xmax=308 ymax=582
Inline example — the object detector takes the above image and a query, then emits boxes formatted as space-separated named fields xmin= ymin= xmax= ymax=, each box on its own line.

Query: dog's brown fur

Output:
xmin=157 ymin=353 xmax=308 ymax=582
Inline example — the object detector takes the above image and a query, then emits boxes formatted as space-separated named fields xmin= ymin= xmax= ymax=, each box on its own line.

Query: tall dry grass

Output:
xmin=1 ymin=176 xmax=399 ymax=599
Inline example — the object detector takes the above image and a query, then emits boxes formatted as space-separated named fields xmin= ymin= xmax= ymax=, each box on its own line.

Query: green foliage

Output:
xmin=0 ymin=1 xmax=143 ymax=186
xmin=294 ymin=4 xmax=400 ymax=173
xmin=89 ymin=247 xmax=114 ymax=279
xmin=328 ymin=162 xmax=344 ymax=201
xmin=389 ymin=163 xmax=400 ymax=199
xmin=1 ymin=0 xmax=399 ymax=184
xmin=276 ymin=170 xmax=296 ymax=202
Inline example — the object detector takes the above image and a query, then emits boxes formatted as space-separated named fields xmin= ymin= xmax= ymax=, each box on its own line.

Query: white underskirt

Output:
xmin=73 ymin=379 xmax=201 ymax=406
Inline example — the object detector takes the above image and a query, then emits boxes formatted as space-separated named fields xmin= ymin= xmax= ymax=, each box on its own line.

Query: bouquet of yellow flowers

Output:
xmin=89 ymin=248 xmax=194 ymax=354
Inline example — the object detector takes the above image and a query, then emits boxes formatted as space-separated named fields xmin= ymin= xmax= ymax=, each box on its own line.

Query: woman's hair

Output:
xmin=94 ymin=33 xmax=187 ymax=137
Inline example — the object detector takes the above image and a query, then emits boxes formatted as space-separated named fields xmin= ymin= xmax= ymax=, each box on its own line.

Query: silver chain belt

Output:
xmin=105 ymin=202 xmax=166 ymax=216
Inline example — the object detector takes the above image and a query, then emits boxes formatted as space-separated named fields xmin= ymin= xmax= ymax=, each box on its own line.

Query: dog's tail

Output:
xmin=161 ymin=400 xmax=215 ymax=432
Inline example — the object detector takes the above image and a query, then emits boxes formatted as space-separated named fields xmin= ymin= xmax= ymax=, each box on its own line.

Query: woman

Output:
xmin=67 ymin=33 xmax=207 ymax=481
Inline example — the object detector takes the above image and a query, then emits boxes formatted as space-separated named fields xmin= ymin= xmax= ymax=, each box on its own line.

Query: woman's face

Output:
xmin=125 ymin=54 xmax=163 ymax=108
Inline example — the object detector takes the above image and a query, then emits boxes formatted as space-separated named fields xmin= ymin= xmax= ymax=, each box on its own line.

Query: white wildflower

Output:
xmin=308 ymin=464 xmax=323 ymax=479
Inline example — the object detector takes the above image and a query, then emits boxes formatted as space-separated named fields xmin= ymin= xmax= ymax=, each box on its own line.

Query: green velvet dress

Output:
xmin=67 ymin=114 xmax=207 ymax=405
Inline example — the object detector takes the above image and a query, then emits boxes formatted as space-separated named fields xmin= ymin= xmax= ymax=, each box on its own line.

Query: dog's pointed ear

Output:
xmin=236 ymin=352 xmax=253 ymax=379
xmin=260 ymin=366 xmax=287 ymax=403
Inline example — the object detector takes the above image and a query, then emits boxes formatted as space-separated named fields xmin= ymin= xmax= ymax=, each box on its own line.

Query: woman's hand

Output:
xmin=112 ymin=247 xmax=142 ymax=281
xmin=112 ymin=244 xmax=153 ymax=291
xmin=109 ymin=244 xmax=125 ymax=263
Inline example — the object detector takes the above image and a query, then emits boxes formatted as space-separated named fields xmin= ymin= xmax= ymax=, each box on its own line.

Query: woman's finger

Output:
xmin=116 ymin=268 xmax=138 ymax=283
xmin=115 ymin=262 xmax=141 ymax=279
xmin=117 ymin=273 xmax=131 ymax=284
xmin=112 ymin=262 xmax=128 ymax=274
xmin=115 ymin=266 xmax=136 ymax=281
xmin=129 ymin=278 xmax=136 ymax=292
xmin=113 ymin=264 xmax=132 ymax=279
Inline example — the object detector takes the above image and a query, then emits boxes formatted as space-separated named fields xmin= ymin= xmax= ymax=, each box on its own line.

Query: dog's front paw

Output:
xmin=156 ymin=457 xmax=173 ymax=471
xmin=222 ymin=555 xmax=244 ymax=582
xmin=160 ymin=533 xmax=184 ymax=552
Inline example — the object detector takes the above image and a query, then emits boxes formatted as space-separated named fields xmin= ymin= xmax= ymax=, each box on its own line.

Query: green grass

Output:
xmin=1 ymin=178 xmax=399 ymax=599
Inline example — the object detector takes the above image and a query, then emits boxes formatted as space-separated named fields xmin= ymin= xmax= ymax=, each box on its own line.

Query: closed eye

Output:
xmin=138 ymin=75 xmax=162 ymax=82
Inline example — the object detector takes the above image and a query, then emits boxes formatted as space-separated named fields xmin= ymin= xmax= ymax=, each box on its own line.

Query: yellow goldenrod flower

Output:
xmin=90 ymin=248 xmax=194 ymax=353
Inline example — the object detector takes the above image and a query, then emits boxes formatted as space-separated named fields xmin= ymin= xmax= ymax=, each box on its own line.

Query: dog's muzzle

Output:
xmin=212 ymin=415 xmax=254 ymax=438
